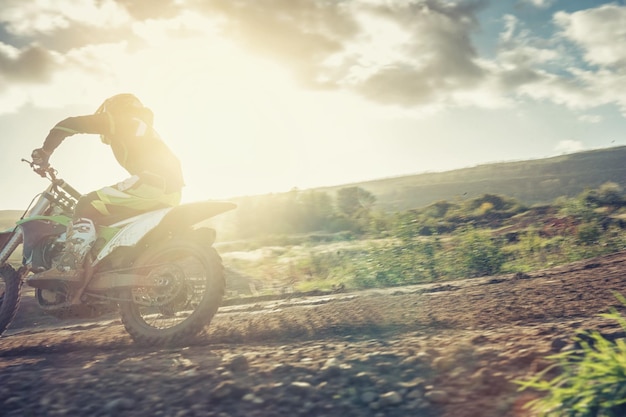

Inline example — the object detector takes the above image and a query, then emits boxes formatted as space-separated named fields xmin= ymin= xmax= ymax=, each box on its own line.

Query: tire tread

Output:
xmin=0 ymin=264 xmax=22 ymax=336
xmin=119 ymin=230 xmax=224 ymax=346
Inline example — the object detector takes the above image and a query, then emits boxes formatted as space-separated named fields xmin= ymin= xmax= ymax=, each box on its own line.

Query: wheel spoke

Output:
xmin=119 ymin=232 xmax=224 ymax=346
xmin=132 ymin=251 xmax=208 ymax=330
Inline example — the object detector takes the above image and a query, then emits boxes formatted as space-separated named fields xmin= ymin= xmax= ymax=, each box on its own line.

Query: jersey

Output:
xmin=42 ymin=112 xmax=184 ymax=193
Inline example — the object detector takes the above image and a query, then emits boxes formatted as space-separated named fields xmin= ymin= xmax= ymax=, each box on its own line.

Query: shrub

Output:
xmin=350 ymin=238 xmax=441 ymax=288
xmin=558 ymin=195 xmax=599 ymax=223
xmin=577 ymin=222 xmax=601 ymax=245
xmin=448 ymin=226 xmax=505 ymax=278
xmin=517 ymin=293 xmax=626 ymax=416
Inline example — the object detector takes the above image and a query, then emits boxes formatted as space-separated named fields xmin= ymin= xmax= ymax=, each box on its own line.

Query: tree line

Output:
xmin=224 ymin=186 xmax=378 ymax=239
xmin=220 ymin=181 xmax=626 ymax=243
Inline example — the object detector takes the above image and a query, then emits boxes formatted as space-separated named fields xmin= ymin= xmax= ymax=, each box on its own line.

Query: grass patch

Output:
xmin=517 ymin=293 xmax=626 ymax=417
xmin=219 ymin=223 xmax=626 ymax=295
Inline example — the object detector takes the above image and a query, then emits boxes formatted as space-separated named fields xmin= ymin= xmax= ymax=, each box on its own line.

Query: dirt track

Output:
xmin=1 ymin=251 xmax=626 ymax=417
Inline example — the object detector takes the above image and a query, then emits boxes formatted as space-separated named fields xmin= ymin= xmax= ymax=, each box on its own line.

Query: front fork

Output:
xmin=0 ymin=230 xmax=23 ymax=267
xmin=0 ymin=187 xmax=54 ymax=269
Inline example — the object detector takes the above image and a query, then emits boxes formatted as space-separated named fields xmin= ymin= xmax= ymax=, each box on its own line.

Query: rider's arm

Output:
xmin=42 ymin=113 xmax=112 ymax=153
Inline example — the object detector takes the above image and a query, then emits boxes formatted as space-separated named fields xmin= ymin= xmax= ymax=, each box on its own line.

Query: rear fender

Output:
xmin=94 ymin=201 xmax=236 ymax=264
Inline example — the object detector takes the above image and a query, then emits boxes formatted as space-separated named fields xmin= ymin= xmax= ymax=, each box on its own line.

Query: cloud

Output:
xmin=188 ymin=0 xmax=489 ymax=109
xmin=578 ymin=114 xmax=602 ymax=124
xmin=114 ymin=0 xmax=181 ymax=20
xmin=0 ymin=43 xmax=55 ymax=83
xmin=487 ymin=4 xmax=626 ymax=116
xmin=348 ymin=1 xmax=488 ymax=107
xmin=519 ymin=0 xmax=555 ymax=9
xmin=555 ymin=5 xmax=626 ymax=68
xmin=189 ymin=0 xmax=359 ymax=89
xmin=0 ymin=0 xmax=131 ymax=37
xmin=555 ymin=139 xmax=584 ymax=154
xmin=0 ymin=0 xmax=142 ymax=59
xmin=1 ymin=0 xmax=626 ymax=117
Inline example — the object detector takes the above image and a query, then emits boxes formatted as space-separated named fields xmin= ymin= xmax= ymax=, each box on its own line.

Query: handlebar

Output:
xmin=22 ymin=158 xmax=82 ymax=201
xmin=21 ymin=158 xmax=55 ymax=179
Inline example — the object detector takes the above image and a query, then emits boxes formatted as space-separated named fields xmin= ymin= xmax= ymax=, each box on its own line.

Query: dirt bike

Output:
xmin=0 ymin=159 xmax=236 ymax=345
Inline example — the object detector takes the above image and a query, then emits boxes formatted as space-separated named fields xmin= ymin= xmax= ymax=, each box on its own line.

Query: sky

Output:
xmin=1 ymin=0 xmax=626 ymax=210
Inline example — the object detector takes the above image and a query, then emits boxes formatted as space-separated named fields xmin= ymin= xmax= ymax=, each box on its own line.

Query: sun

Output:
xmin=111 ymin=32 xmax=310 ymax=200
xmin=67 ymin=12 xmax=393 ymax=202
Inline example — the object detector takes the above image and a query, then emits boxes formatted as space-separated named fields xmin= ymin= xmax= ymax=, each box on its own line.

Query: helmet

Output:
xmin=95 ymin=93 xmax=144 ymax=117
xmin=96 ymin=93 xmax=154 ymax=144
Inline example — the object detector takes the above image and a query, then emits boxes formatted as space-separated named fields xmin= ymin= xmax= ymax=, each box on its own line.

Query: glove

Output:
xmin=31 ymin=148 xmax=51 ymax=167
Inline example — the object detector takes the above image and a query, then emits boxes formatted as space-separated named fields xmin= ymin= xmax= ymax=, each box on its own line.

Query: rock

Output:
xmin=319 ymin=357 xmax=343 ymax=378
xmin=228 ymin=354 xmax=249 ymax=372
xmin=319 ymin=364 xmax=342 ymax=379
xmin=399 ymin=355 xmax=420 ymax=368
xmin=397 ymin=378 xmax=426 ymax=390
xmin=350 ymin=371 xmax=375 ymax=386
xmin=550 ymin=337 xmax=569 ymax=352
xmin=470 ymin=334 xmax=490 ymax=345
xmin=469 ymin=367 xmax=489 ymax=386
xmin=270 ymin=363 xmax=295 ymax=375
xmin=322 ymin=358 xmax=341 ymax=369
xmin=4 ymin=396 xmax=22 ymax=405
xmin=210 ymin=381 xmax=248 ymax=400
xmin=425 ymin=389 xmax=449 ymax=404
xmin=379 ymin=391 xmax=402 ymax=406
xmin=360 ymin=391 xmax=378 ymax=404
xmin=406 ymin=389 xmax=425 ymax=400
xmin=530 ymin=358 xmax=554 ymax=374
xmin=288 ymin=381 xmax=314 ymax=396
xmin=104 ymin=397 xmax=136 ymax=412
xmin=432 ymin=355 xmax=455 ymax=372
xmin=242 ymin=393 xmax=264 ymax=404
xmin=39 ymin=393 xmax=54 ymax=407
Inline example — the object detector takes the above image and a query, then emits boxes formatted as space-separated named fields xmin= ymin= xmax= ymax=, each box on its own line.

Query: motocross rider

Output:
xmin=28 ymin=93 xmax=184 ymax=288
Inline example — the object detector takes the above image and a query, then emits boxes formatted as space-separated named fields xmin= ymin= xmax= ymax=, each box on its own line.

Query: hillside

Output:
xmin=316 ymin=146 xmax=626 ymax=211
xmin=0 ymin=210 xmax=22 ymax=231
xmin=1 ymin=147 xmax=624 ymax=223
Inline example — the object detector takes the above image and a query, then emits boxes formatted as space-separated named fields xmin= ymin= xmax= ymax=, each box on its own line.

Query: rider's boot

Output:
xmin=27 ymin=218 xmax=96 ymax=289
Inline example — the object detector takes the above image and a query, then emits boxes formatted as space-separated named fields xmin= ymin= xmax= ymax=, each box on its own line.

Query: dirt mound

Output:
xmin=1 ymin=251 xmax=626 ymax=417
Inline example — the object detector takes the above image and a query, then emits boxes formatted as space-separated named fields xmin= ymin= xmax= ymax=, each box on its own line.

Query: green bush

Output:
xmin=350 ymin=238 xmax=441 ymax=288
xmin=577 ymin=222 xmax=602 ymax=245
xmin=558 ymin=195 xmax=599 ymax=223
xmin=447 ymin=226 xmax=505 ymax=278
xmin=503 ymin=231 xmax=573 ymax=272
xmin=518 ymin=293 xmax=626 ymax=416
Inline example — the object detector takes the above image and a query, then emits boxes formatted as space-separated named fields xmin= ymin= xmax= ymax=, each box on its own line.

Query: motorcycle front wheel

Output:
xmin=0 ymin=265 xmax=22 ymax=336
xmin=119 ymin=231 xmax=224 ymax=346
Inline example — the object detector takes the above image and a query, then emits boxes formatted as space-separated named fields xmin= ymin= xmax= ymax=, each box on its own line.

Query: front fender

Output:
xmin=94 ymin=201 xmax=236 ymax=264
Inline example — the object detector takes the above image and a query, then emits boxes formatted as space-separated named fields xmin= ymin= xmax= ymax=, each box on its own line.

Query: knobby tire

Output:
xmin=0 ymin=265 xmax=22 ymax=336
xmin=119 ymin=230 xmax=224 ymax=346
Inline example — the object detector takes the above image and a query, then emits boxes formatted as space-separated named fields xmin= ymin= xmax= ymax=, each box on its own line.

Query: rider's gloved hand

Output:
xmin=31 ymin=148 xmax=51 ymax=167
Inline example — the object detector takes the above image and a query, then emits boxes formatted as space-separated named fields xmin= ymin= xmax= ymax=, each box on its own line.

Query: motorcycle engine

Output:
xmin=30 ymin=235 xmax=65 ymax=272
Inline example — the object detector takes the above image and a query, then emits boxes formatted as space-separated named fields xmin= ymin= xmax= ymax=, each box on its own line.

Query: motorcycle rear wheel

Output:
xmin=119 ymin=232 xmax=224 ymax=346
xmin=0 ymin=265 xmax=22 ymax=336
